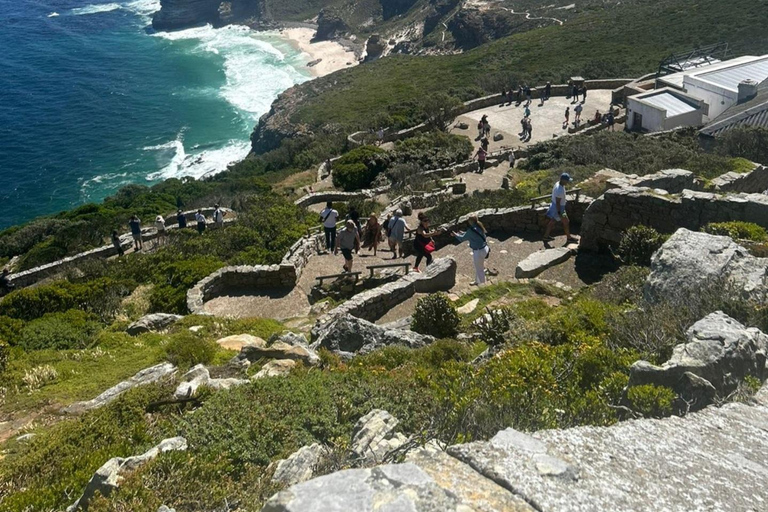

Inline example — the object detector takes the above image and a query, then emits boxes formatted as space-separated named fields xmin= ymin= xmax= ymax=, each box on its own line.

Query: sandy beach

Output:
xmin=280 ymin=27 xmax=358 ymax=77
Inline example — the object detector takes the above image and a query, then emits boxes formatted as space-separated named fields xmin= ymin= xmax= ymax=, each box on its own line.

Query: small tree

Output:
xmin=615 ymin=225 xmax=666 ymax=267
xmin=420 ymin=94 xmax=464 ymax=132
xmin=411 ymin=293 xmax=461 ymax=339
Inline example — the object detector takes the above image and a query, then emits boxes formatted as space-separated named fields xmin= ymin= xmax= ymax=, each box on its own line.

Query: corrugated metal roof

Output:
xmin=701 ymin=105 xmax=768 ymax=136
xmin=658 ymin=55 xmax=762 ymax=89
xmin=641 ymin=92 xmax=699 ymax=116
xmin=698 ymin=58 xmax=768 ymax=90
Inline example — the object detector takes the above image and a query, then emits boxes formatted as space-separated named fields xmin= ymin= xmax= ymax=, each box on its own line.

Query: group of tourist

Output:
xmin=114 ymin=205 xmax=227 ymax=256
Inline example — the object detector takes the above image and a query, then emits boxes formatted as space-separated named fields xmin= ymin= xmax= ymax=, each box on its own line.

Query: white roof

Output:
xmin=659 ymin=55 xmax=765 ymax=89
xmin=697 ymin=57 xmax=768 ymax=91
xmin=636 ymin=91 xmax=699 ymax=116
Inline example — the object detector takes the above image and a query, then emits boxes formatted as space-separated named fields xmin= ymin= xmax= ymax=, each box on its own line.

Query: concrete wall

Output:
xmin=580 ymin=187 xmax=768 ymax=251
xmin=684 ymin=75 xmax=735 ymax=121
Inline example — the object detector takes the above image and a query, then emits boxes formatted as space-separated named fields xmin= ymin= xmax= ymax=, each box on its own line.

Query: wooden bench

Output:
xmin=366 ymin=263 xmax=411 ymax=279
xmin=315 ymin=272 xmax=362 ymax=287
xmin=530 ymin=188 xmax=581 ymax=208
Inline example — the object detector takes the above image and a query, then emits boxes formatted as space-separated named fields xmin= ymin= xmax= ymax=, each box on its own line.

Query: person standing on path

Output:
xmin=544 ymin=81 xmax=552 ymax=100
xmin=155 ymin=215 xmax=167 ymax=246
xmin=387 ymin=209 xmax=409 ymax=259
xmin=361 ymin=214 xmax=382 ymax=256
xmin=413 ymin=215 xmax=441 ymax=272
xmin=581 ymin=85 xmax=587 ymax=102
xmin=176 ymin=209 xmax=187 ymax=229
xmin=524 ymin=118 xmax=533 ymax=142
xmin=111 ymin=230 xmax=124 ymax=257
xmin=128 ymin=215 xmax=143 ymax=251
xmin=474 ymin=146 xmax=488 ymax=173
xmin=335 ymin=220 xmax=361 ymax=273
xmin=320 ymin=201 xmax=339 ymax=253
xmin=480 ymin=136 xmax=490 ymax=152
xmin=195 ymin=209 xmax=207 ymax=235
xmin=524 ymin=105 xmax=531 ymax=118
xmin=563 ymin=107 xmax=570 ymax=129
xmin=574 ymin=103 xmax=583 ymax=124
xmin=452 ymin=216 xmax=490 ymax=286
xmin=543 ymin=173 xmax=578 ymax=243
xmin=346 ymin=204 xmax=361 ymax=232
xmin=607 ymin=110 xmax=616 ymax=131
xmin=213 ymin=204 xmax=226 ymax=229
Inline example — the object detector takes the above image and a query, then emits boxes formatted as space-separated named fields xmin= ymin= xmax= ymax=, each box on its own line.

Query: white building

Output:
xmin=627 ymin=55 xmax=768 ymax=132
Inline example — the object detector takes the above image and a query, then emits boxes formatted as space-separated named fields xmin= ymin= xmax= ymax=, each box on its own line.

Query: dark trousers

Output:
xmin=197 ymin=222 xmax=206 ymax=234
xmin=415 ymin=249 xmax=433 ymax=269
xmin=324 ymin=227 xmax=337 ymax=250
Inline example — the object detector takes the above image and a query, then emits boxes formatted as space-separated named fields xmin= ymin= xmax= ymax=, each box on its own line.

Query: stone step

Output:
xmin=515 ymin=247 xmax=574 ymax=279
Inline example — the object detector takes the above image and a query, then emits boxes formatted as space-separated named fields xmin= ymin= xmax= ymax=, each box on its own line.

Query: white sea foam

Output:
xmin=143 ymin=134 xmax=250 ymax=181
xmin=70 ymin=3 xmax=121 ymax=15
xmin=48 ymin=12 xmax=60 ymax=17
xmin=123 ymin=0 xmax=160 ymax=16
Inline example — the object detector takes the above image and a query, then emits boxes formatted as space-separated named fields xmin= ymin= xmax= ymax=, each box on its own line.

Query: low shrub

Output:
xmin=16 ymin=310 xmax=102 ymax=351
xmin=615 ymin=225 xmax=666 ymax=266
xmin=411 ymin=293 xmax=461 ymax=339
xmin=427 ymin=189 xmax=528 ymax=225
xmin=148 ymin=257 xmax=224 ymax=314
xmin=0 ymin=339 xmax=8 ymax=374
xmin=392 ymin=131 xmax=473 ymax=169
xmin=626 ymin=384 xmax=675 ymax=418
xmin=587 ymin=266 xmax=650 ymax=305
xmin=164 ymin=331 xmax=218 ymax=368
xmin=332 ymin=146 xmax=389 ymax=191
xmin=703 ymin=221 xmax=768 ymax=242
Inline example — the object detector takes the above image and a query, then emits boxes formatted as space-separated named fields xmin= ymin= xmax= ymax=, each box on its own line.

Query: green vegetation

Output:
xmin=625 ymin=384 xmax=675 ymax=418
xmin=615 ymin=225 xmax=667 ymax=267
xmin=332 ymin=146 xmax=389 ymax=191
xmin=411 ymin=293 xmax=461 ymax=338
xmin=703 ymin=222 xmax=768 ymax=243
xmin=163 ymin=331 xmax=219 ymax=369
xmin=15 ymin=310 xmax=102 ymax=351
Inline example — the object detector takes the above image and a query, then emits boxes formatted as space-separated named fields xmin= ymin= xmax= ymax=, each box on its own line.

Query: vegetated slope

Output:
xmin=252 ymin=0 xmax=768 ymax=151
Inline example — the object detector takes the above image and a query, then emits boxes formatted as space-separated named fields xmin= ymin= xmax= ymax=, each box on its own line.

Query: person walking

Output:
xmin=413 ymin=215 xmax=441 ymax=272
xmin=361 ymin=214 xmax=382 ymax=256
xmin=563 ymin=107 xmax=570 ymax=129
xmin=524 ymin=118 xmax=533 ymax=142
xmin=543 ymin=173 xmax=579 ymax=243
xmin=452 ymin=216 xmax=490 ymax=286
xmin=574 ymin=103 xmax=583 ymax=124
xmin=480 ymin=136 xmax=490 ymax=152
xmin=387 ymin=209 xmax=409 ymax=259
xmin=607 ymin=110 xmax=616 ymax=131
xmin=195 ymin=209 xmax=207 ymax=234
xmin=111 ymin=230 xmax=124 ymax=257
xmin=573 ymin=86 xmax=580 ymax=103
xmin=319 ymin=201 xmax=339 ymax=252
xmin=335 ymin=220 xmax=361 ymax=273
xmin=524 ymin=85 xmax=532 ymax=105
xmin=544 ymin=81 xmax=552 ymax=100
xmin=212 ymin=204 xmax=226 ymax=229
xmin=128 ymin=215 xmax=143 ymax=251
xmin=581 ymin=85 xmax=588 ymax=102
xmin=346 ymin=204 xmax=361 ymax=232
xmin=524 ymin=105 xmax=531 ymax=118
xmin=474 ymin=146 xmax=488 ymax=173
xmin=176 ymin=209 xmax=187 ymax=229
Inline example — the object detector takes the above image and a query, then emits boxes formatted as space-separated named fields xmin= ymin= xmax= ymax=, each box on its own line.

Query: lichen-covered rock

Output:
xmin=627 ymin=311 xmax=768 ymax=410
xmin=645 ymin=228 xmax=768 ymax=302
xmin=515 ymin=247 xmax=573 ymax=279
xmin=268 ymin=331 xmax=309 ymax=347
xmin=126 ymin=313 xmax=183 ymax=336
xmin=237 ymin=341 xmax=320 ymax=366
xmin=63 ymin=363 xmax=177 ymax=414
xmin=68 ymin=438 xmax=187 ymax=511
xmin=351 ymin=409 xmax=408 ymax=464
xmin=253 ymin=359 xmax=296 ymax=379
xmin=312 ymin=314 xmax=434 ymax=357
xmin=216 ymin=334 xmax=266 ymax=351
xmin=272 ymin=444 xmax=328 ymax=486
xmin=173 ymin=364 xmax=248 ymax=399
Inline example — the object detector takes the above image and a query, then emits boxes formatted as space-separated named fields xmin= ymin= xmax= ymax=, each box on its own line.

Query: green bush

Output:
xmin=615 ymin=225 xmax=667 ymax=266
xmin=148 ymin=257 xmax=224 ymax=314
xmin=587 ymin=266 xmax=650 ymax=306
xmin=703 ymin=221 xmax=768 ymax=242
xmin=392 ymin=131 xmax=473 ymax=169
xmin=332 ymin=146 xmax=389 ymax=191
xmin=0 ymin=339 xmax=8 ymax=374
xmin=411 ymin=293 xmax=461 ymax=339
xmin=16 ymin=310 xmax=102 ymax=351
xmin=626 ymin=384 xmax=675 ymax=418
xmin=164 ymin=331 xmax=218 ymax=368
xmin=428 ymin=189 xmax=528 ymax=225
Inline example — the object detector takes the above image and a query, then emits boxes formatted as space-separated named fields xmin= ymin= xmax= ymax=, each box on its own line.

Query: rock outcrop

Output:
xmin=644 ymin=229 xmax=768 ymax=303
xmin=351 ymin=409 xmax=409 ymax=464
xmin=628 ymin=311 xmax=768 ymax=411
xmin=173 ymin=364 xmax=249 ymax=399
xmin=272 ymin=443 xmax=328 ymax=486
xmin=254 ymin=359 xmax=297 ymax=379
xmin=151 ymin=0 xmax=222 ymax=31
xmin=237 ymin=341 xmax=320 ymax=366
xmin=68 ymin=437 xmax=188 ymax=511
xmin=63 ymin=363 xmax=177 ymax=414
xmin=314 ymin=7 xmax=349 ymax=41
xmin=126 ymin=313 xmax=183 ymax=336
xmin=216 ymin=333 xmax=266 ymax=351
xmin=312 ymin=314 xmax=434 ymax=358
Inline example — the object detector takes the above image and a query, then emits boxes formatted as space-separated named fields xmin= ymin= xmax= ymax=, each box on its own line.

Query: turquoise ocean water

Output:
xmin=0 ymin=0 xmax=311 ymax=229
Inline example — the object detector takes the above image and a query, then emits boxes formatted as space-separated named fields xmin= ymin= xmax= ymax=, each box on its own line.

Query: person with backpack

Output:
xmin=195 ymin=209 xmax=207 ymax=234
xmin=319 ymin=201 xmax=339 ymax=252
xmin=335 ymin=220 xmax=361 ymax=273
xmin=413 ymin=214 xmax=441 ymax=272
xmin=387 ymin=209 xmax=408 ymax=259
xmin=213 ymin=204 xmax=226 ymax=229
xmin=452 ymin=216 xmax=490 ymax=286
xmin=128 ymin=215 xmax=142 ymax=251
xmin=176 ymin=209 xmax=187 ymax=229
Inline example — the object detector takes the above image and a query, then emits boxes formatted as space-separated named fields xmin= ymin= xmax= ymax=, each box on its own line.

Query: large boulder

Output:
xmin=272 ymin=443 xmax=328 ymax=486
xmin=68 ymin=437 xmax=187 ymax=511
xmin=627 ymin=311 xmax=768 ymax=411
xmin=312 ymin=314 xmax=434 ymax=357
xmin=351 ymin=409 xmax=409 ymax=464
xmin=216 ymin=334 xmax=266 ymax=351
xmin=644 ymin=229 xmax=768 ymax=303
xmin=126 ymin=313 xmax=183 ymax=336
xmin=63 ymin=363 xmax=177 ymax=414
xmin=237 ymin=341 xmax=320 ymax=366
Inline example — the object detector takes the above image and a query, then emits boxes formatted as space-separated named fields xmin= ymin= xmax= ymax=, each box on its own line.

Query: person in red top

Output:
xmin=474 ymin=146 xmax=487 ymax=173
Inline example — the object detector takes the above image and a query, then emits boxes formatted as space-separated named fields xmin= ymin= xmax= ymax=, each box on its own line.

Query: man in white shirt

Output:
xmin=543 ymin=173 xmax=578 ymax=243
xmin=387 ymin=209 xmax=409 ymax=259
xmin=319 ymin=201 xmax=339 ymax=252
xmin=195 ymin=209 xmax=207 ymax=235
xmin=213 ymin=204 xmax=226 ymax=229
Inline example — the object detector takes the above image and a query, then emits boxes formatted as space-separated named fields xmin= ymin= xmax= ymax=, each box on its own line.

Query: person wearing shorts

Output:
xmin=544 ymin=173 xmax=578 ymax=243
xmin=387 ymin=209 xmax=408 ymax=259
xmin=128 ymin=215 xmax=142 ymax=251
xmin=335 ymin=220 xmax=361 ymax=273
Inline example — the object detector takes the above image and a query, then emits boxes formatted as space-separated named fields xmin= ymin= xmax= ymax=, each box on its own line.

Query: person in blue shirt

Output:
xmin=452 ymin=215 xmax=490 ymax=285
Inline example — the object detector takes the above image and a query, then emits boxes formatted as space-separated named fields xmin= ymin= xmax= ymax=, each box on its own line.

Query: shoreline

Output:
xmin=276 ymin=26 xmax=359 ymax=78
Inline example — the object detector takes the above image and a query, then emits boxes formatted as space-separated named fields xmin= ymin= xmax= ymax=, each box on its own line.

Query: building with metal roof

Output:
xmin=700 ymin=78 xmax=768 ymax=138
xmin=626 ymin=88 xmax=707 ymax=133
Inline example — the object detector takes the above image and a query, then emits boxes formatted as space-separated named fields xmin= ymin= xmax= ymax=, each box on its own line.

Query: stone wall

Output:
xmin=580 ymin=186 xmax=768 ymax=250
xmin=294 ymin=187 xmax=389 ymax=209
xmin=605 ymin=169 xmax=698 ymax=194
xmin=281 ymin=234 xmax=321 ymax=280
xmin=311 ymin=257 xmax=457 ymax=340
xmin=711 ymin=164 xmax=768 ymax=193
xmin=187 ymin=264 xmax=297 ymax=314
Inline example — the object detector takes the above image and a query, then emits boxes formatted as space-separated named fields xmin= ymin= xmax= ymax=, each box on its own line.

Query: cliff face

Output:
xmin=151 ymin=0 xmax=222 ymax=30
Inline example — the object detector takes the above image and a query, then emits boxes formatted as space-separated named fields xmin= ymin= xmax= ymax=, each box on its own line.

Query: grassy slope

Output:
xmin=290 ymin=0 xmax=768 ymax=128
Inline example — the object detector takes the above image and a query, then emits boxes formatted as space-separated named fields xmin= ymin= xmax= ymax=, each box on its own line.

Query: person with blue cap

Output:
xmin=543 ymin=173 xmax=578 ymax=243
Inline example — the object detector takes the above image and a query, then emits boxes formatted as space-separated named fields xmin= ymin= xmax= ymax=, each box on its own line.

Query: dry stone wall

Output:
xmin=711 ymin=164 xmax=768 ymax=193
xmin=187 ymin=265 xmax=297 ymax=314
xmin=580 ymin=187 xmax=768 ymax=250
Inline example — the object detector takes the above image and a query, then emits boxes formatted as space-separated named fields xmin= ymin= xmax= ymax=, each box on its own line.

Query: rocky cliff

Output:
xmin=152 ymin=0 xmax=270 ymax=31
